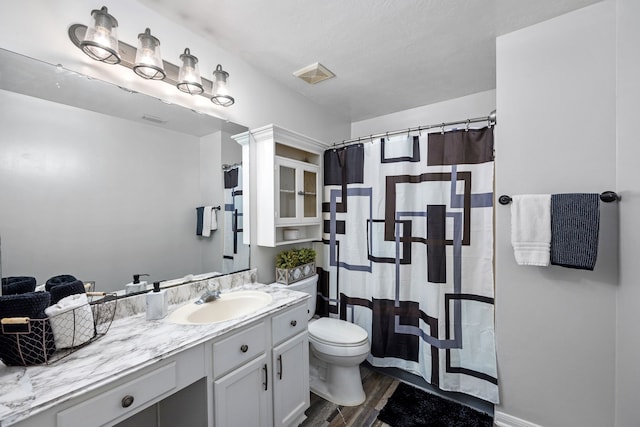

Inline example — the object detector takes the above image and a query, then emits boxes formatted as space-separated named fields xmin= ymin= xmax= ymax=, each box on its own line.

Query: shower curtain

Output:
xmin=222 ymin=165 xmax=250 ymax=273
xmin=318 ymin=127 xmax=498 ymax=403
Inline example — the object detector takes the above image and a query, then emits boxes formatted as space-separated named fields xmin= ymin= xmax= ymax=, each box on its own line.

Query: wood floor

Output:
xmin=299 ymin=364 xmax=399 ymax=427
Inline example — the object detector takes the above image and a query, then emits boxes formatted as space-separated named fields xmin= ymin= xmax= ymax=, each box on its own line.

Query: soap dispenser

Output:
xmin=125 ymin=274 xmax=149 ymax=294
xmin=146 ymin=281 xmax=168 ymax=320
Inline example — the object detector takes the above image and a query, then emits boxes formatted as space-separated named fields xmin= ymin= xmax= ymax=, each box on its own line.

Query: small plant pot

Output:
xmin=275 ymin=262 xmax=316 ymax=285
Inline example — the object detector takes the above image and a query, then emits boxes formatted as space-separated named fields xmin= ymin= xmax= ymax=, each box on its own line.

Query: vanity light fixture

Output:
xmin=79 ymin=6 xmax=120 ymax=64
xmin=133 ymin=28 xmax=166 ymax=80
xmin=177 ymin=48 xmax=204 ymax=95
xmin=68 ymin=6 xmax=235 ymax=106
xmin=211 ymin=64 xmax=235 ymax=106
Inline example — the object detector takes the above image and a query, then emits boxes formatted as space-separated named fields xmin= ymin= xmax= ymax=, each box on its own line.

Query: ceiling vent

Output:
xmin=141 ymin=114 xmax=167 ymax=124
xmin=293 ymin=62 xmax=335 ymax=84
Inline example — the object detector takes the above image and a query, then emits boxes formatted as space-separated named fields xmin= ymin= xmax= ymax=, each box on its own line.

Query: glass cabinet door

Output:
xmin=302 ymin=169 xmax=317 ymax=218
xmin=279 ymin=164 xmax=296 ymax=219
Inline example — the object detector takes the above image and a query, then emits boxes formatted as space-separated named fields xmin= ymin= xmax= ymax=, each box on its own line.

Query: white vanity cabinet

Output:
xmin=271 ymin=303 xmax=309 ymax=427
xmin=210 ymin=301 xmax=309 ymax=427
xmin=3 ymin=297 xmax=309 ymax=427
xmin=234 ymin=124 xmax=326 ymax=247
xmin=211 ymin=321 xmax=272 ymax=427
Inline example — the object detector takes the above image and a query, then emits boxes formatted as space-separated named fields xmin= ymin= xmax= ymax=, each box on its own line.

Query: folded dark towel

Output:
xmin=196 ymin=207 xmax=205 ymax=236
xmin=45 ymin=275 xmax=77 ymax=292
xmin=551 ymin=193 xmax=600 ymax=270
xmin=1 ymin=276 xmax=36 ymax=295
xmin=0 ymin=292 xmax=56 ymax=365
xmin=50 ymin=280 xmax=86 ymax=305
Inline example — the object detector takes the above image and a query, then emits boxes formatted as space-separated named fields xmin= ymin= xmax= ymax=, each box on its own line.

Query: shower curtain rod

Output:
xmin=334 ymin=110 xmax=497 ymax=148
xmin=221 ymin=162 xmax=242 ymax=171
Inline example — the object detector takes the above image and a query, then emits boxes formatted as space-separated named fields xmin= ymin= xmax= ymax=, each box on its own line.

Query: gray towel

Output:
xmin=550 ymin=193 xmax=600 ymax=270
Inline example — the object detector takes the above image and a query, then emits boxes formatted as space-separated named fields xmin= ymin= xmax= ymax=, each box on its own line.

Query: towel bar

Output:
xmin=498 ymin=191 xmax=619 ymax=205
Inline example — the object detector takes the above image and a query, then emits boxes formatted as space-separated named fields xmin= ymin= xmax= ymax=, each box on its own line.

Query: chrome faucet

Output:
xmin=195 ymin=288 xmax=221 ymax=305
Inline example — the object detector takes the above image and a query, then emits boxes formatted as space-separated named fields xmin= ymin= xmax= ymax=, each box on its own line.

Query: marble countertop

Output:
xmin=0 ymin=282 xmax=308 ymax=426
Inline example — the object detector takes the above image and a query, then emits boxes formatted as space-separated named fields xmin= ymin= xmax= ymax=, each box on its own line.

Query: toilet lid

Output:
xmin=308 ymin=317 xmax=368 ymax=345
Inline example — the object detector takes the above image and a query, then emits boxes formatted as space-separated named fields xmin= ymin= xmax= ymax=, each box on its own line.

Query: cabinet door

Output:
xmin=300 ymin=165 xmax=319 ymax=221
xmin=277 ymin=161 xmax=298 ymax=221
xmin=273 ymin=333 xmax=310 ymax=427
xmin=275 ymin=157 xmax=320 ymax=225
xmin=214 ymin=354 xmax=272 ymax=427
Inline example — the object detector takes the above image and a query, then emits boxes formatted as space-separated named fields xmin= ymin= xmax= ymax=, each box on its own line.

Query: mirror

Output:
xmin=0 ymin=48 xmax=250 ymax=295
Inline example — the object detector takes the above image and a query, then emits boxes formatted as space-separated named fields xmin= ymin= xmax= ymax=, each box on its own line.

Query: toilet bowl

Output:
xmin=274 ymin=274 xmax=370 ymax=406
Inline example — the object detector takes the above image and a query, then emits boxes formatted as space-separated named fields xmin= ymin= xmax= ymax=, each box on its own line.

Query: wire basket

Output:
xmin=0 ymin=292 xmax=117 ymax=366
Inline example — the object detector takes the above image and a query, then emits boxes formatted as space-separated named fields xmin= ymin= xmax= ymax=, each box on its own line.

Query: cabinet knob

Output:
xmin=290 ymin=320 xmax=297 ymax=327
xmin=240 ymin=344 xmax=249 ymax=353
xmin=121 ymin=395 xmax=134 ymax=408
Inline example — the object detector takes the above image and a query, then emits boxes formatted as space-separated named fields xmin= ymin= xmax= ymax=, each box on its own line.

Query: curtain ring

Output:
xmin=441 ymin=123 xmax=445 ymax=134
xmin=465 ymin=119 xmax=470 ymax=132
xmin=370 ymin=134 xmax=373 ymax=144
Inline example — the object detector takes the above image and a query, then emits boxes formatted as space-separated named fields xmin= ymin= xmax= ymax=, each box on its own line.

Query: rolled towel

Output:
xmin=0 ymin=291 xmax=56 ymax=366
xmin=551 ymin=193 xmax=600 ymax=270
xmin=1 ymin=276 xmax=36 ymax=295
xmin=510 ymin=194 xmax=552 ymax=266
xmin=45 ymin=293 xmax=95 ymax=349
xmin=45 ymin=275 xmax=77 ymax=292
xmin=49 ymin=280 xmax=86 ymax=305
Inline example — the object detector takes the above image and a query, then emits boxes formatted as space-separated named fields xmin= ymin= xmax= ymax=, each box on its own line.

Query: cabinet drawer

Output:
xmin=272 ymin=304 xmax=308 ymax=346
xmin=213 ymin=321 xmax=267 ymax=378
xmin=57 ymin=362 xmax=176 ymax=427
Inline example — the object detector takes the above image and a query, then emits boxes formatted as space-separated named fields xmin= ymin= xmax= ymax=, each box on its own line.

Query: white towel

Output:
xmin=210 ymin=208 xmax=218 ymax=231
xmin=44 ymin=293 xmax=95 ymax=349
xmin=202 ymin=206 xmax=213 ymax=237
xmin=510 ymin=194 xmax=551 ymax=266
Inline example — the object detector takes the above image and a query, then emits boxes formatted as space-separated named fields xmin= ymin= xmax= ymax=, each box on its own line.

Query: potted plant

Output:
xmin=275 ymin=247 xmax=316 ymax=285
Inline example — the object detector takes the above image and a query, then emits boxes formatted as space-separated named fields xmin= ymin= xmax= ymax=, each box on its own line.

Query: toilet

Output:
xmin=278 ymin=274 xmax=370 ymax=406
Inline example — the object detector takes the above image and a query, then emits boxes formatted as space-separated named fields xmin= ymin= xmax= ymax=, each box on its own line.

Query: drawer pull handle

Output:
xmin=121 ymin=395 xmax=134 ymax=408
xmin=278 ymin=354 xmax=283 ymax=380
xmin=290 ymin=320 xmax=297 ymax=327
xmin=240 ymin=344 xmax=249 ymax=353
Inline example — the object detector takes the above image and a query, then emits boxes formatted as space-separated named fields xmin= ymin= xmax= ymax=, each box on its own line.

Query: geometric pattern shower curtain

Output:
xmin=222 ymin=165 xmax=250 ymax=273
xmin=318 ymin=127 xmax=499 ymax=403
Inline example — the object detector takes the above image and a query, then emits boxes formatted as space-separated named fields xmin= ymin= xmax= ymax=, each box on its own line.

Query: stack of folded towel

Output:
xmin=0 ymin=291 xmax=56 ymax=365
xmin=0 ymin=273 xmax=96 ymax=365
xmin=44 ymin=274 xmax=95 ymax=348
xmin=510 ymin=193 xmax=601 ymax=270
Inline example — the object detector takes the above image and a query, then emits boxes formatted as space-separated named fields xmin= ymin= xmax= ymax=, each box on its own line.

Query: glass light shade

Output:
xmin=177 ymin=48 xmax=204 ymax=95
xmin=211 ymin=64 xmax=235 ymax=106
xmin=80 ymin=6 xmax=120 ymax=64
xmin=133 ymin=28 xmax=166 ymax=80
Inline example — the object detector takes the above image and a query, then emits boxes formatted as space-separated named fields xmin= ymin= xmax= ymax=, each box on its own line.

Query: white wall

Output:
xmin=0 ymin=0 xmax=350 ymax=144
xmin=0 ymin=89 xmax=223 ymax=291
xmin=351 ymin=90 xmax=496 ymax=138
xmin=495 ymin=2 xmax=617 ymax=426
xmin=615 ymin=0 xmax=640 ymax=425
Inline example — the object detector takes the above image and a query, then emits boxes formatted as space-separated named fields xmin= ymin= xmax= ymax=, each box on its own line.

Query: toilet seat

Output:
xmin=308 ymin=317 xmax=368 ymax=346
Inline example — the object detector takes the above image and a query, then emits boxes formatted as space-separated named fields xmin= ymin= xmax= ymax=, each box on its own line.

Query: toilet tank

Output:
xmin=285 ymin=274 xmax=318 ymax=320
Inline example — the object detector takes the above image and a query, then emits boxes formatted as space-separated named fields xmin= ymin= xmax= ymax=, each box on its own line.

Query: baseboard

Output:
xmin=494 ymin=411 xmax=543 ymax=427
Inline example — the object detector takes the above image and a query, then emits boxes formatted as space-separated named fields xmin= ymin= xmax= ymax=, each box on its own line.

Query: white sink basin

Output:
xmin=168 ymin=290 xmax=273 ymax=325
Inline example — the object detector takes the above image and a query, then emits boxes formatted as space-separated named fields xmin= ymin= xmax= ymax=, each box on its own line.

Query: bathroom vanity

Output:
xmin=0 ymin=280 xmax=310 ymax=427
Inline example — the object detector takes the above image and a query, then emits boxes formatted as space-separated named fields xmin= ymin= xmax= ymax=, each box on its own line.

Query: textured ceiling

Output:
xmin=139 ymin=0 xmax=602 ymax=122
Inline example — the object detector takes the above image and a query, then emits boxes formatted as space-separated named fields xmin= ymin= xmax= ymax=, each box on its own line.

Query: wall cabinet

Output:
xmin=234 ymin=124 xmax=326 ymax=247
